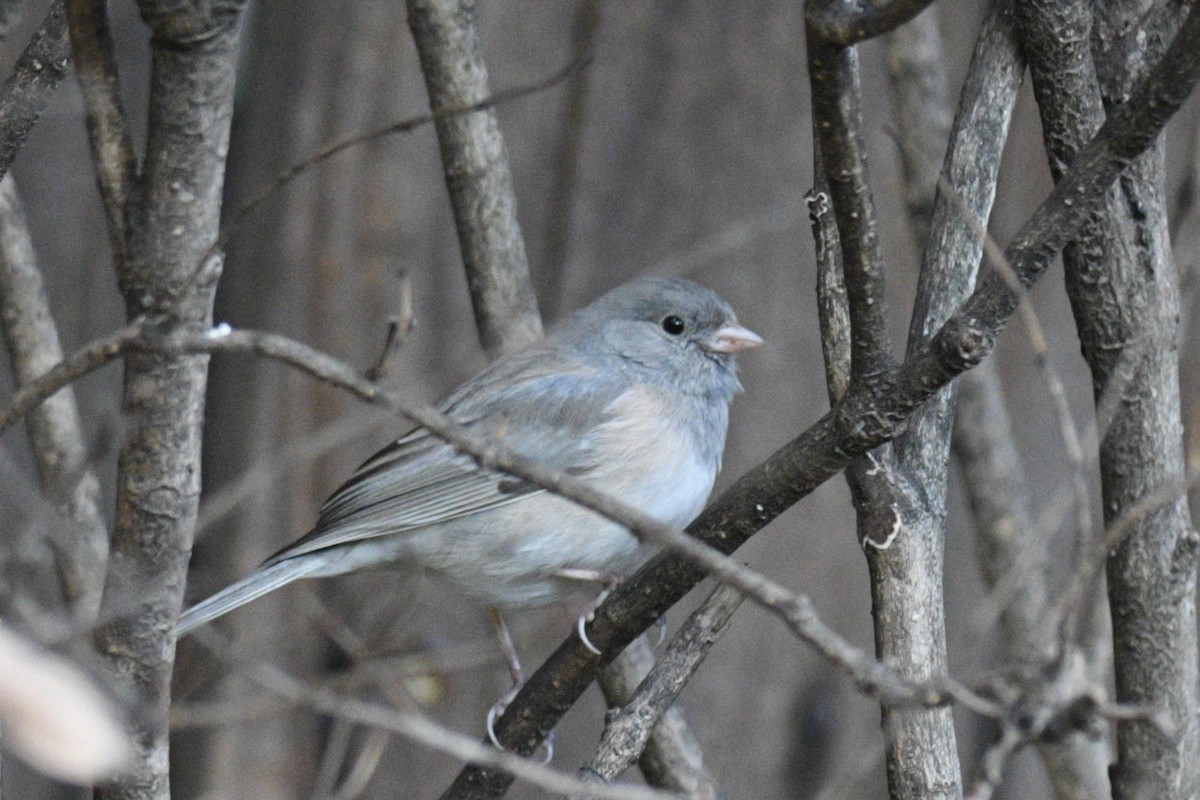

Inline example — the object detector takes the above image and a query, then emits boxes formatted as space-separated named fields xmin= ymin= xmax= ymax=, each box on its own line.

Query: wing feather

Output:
xmin=264 ymin=345 xmax=629 ymax=566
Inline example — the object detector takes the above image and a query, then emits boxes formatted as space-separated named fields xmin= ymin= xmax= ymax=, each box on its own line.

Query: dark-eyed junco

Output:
xmin=179 ymin=276 xmax=760 ymax=689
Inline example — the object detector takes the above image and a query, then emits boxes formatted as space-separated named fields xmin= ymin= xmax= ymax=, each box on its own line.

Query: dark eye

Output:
xmin=661 ymin=314 xmax=686 ymax=335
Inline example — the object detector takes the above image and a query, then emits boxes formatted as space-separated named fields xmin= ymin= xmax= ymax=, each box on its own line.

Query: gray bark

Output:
xmin=0 ymin=174 xmax=107 ymax=621
xmin=78 ymin=3 xmax=247 ymax=799
xmin=1015 ymin=2 xmax=1200 ymax=797
xmin=406 ymin=0 xmax=543 ymax=358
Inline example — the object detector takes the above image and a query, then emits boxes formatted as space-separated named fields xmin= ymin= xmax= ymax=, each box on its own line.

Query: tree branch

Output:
xmin=806 ymin=25 xmax=894 ymax=381
xmin=578 ymin=584 xmax=742 ymax=798
xmin=65 ymin=0 xmax=136 ymax=258
xmin=1015 ymin=2 xmax=1200 ymax=797
xmin=406 ymin=0 xmax=543 ymax=358
xmin=807 ymin=0 xmax=939 ymax=47
xmin=91 ymin=3 xmax=247 ymax=799
xmin=0 ymin=1 xmax=71 ymax=182
xmin=0 ymin=174 xmax=108 ymax=621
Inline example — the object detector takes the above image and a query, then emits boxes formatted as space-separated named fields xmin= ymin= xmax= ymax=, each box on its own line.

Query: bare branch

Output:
xmin=65 ymin=0 xmax=136 ymax=256
xmin=851 ymin=6 xmax=1021 ymax=797
xmin=579 ymin=584 xmax=742 ymax=797
xmin=187 ymin=629 xmax=672 ymax=800
xmin=807 ymin=0 xmax=938 ymax=47
xmin=1015 ymin=2 xmax=1200 ymax=797
xmin=365 ymin=271 xmax=415 ymax=382
xmin=88 ymin=4 xmax=247 ymax=799
xmin=0 ymin=174 xmax=108 ymax=620
xmin=806 ymin=25 xmax=894 ymax=381
xmin=0 ymin=1 xmax=72 ymax=182
xmin=406 ymin=0 xmax=543 ymax=357
xmin=0 ymin=322 xmax=140 ymax=437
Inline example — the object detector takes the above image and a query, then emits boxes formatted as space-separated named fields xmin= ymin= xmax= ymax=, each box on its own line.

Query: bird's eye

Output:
xmin=661 ymin=315 xmax=686 ymax=335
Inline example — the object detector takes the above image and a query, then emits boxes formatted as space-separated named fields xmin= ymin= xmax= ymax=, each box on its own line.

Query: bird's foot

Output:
xmin=486 ymin=684 xmax=554 ymax=763
xmin=556 ymin=568 xmax=622 ymax=656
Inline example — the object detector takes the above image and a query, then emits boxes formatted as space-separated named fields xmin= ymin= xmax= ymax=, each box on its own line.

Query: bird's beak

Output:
xmin=706 ymin=323 xmax=764 ymax=354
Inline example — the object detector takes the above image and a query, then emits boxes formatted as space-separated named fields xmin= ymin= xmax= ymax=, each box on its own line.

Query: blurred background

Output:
xmin=1 ymin=0 xmax=1199 ymax=797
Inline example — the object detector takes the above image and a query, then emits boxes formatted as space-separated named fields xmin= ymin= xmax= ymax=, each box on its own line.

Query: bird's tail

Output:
xmin=178 ymin=558 xmax=321 ymax=636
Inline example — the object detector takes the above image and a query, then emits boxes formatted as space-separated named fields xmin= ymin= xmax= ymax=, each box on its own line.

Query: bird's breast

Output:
xmin=591 ymin=386 xmax=722 ymax=529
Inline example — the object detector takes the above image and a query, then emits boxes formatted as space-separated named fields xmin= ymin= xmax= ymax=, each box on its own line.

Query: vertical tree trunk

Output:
xmin=91 ymin=4 xmax=246 ymax=798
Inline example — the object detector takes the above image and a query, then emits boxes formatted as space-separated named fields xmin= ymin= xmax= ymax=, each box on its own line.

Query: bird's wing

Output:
xmin=263 ymin=346 xmax=628 ymax=565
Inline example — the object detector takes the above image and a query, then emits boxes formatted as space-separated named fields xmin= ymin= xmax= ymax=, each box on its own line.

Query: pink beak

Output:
xmin=707 ymin=323 xmax=764 ymax=354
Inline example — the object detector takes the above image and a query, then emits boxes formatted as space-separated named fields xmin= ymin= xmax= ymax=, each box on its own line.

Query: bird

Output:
xmin=178 ymin=276 xmax=761 ymax=721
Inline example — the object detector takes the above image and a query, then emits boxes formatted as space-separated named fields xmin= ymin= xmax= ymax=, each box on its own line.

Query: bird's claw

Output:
xmin=486 ymin=685 xmax=554 ymax=763
xmin=577 ymin=612 xmax=602 ymax=655
xmin=575 ymin=585 xmax=614 ymax=656
xmin=486 ymin=683 xmax=521 ymax=749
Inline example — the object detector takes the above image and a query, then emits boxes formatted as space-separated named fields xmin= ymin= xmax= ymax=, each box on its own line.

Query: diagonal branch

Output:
xmin=0 ymin=1 xmax=72 ymax=182
xmin=0 ymin=175 xmax=109 ymax=621
xmin=577 ymin=584 xmax=742 ymax=797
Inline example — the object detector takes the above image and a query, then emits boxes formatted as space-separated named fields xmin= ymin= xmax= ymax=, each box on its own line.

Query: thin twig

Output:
xmin=0 ymin=322 xmax=142 ymax=437
xmin=365 ymin=271 xmax=415 ymax=382
xmin=188 ymin=628 xmax=672 ymax=800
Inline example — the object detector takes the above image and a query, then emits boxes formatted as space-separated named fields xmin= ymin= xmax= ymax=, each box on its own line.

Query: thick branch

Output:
xmin=92 ymin=4 xmax=246 ymax=800
xmin=847 ymin=5 xmax=1022 ymax=798
xmin=406 ymin=0 xmax=543 ymax=357
xmin=1016 ymin=2 xmax=1200 ymax=797
xmin=0 ymin=1 xmax=71 ymax=182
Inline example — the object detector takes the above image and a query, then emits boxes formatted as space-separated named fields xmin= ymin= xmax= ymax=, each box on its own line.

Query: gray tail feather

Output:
xmin=178 ymin=558 xmax=320 ymax=636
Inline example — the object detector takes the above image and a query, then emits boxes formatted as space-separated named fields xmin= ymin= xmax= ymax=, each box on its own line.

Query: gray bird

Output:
xmin=179 ymin=277 xmax=761 ymax=658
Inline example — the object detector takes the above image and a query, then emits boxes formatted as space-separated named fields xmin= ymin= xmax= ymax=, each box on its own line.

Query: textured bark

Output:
xmin=584 ymin=586 xmax=740 ymax=799
xmin=85 ymin=3 xmax=247 ymax=799
xmin=846 ymin=6 xmax=1023 ymax=798
xmin=406 ymin=0 xmax=543 ymax=358
xmin=1015 ymin=2 xmax=1200 ymax=797
xmin=0 ymin=2 xmax=70 ymax=183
